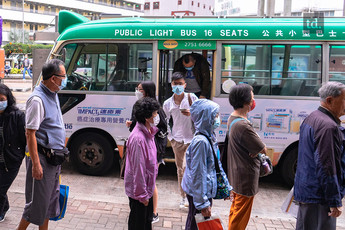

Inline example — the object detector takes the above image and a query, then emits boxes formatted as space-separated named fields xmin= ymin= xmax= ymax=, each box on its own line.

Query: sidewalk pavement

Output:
xmin=2 ymin=77 xmax=32 ymax=92
xmin=3 ymin=190 xmax=298 ymax=230
xmin=1 ymin=162 xmax=305 ymax=230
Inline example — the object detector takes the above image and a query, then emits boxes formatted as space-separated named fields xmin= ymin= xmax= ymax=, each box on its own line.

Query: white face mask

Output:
xmin=135 ymin=90 xmax=144 ymax=100
xmin=153 ymin=114 xmax=160 ymax=126
xmin=149 ymin=114 xmax=160 ymax=127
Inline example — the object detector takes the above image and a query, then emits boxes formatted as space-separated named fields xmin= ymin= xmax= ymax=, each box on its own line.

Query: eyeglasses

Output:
xmin=54 ymin=74 xmax=67 ymax=78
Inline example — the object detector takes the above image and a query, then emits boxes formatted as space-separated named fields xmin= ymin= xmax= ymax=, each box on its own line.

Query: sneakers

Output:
xmin=0 ymin=208 xmax=9 ymax=222
xmin=152 ymin=213 xmax=159 ymax=224
xmin=0 ymin=212 xmax=7 ymax=223
xmin=179 ymin=197 xmax=189 ymax=208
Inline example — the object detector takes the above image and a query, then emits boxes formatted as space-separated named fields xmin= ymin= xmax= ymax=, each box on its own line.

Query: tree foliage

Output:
xmin=3 ymin=43 xmax=53 ymax=57
xmin=8 ymin=29 xmax=31 ymax=44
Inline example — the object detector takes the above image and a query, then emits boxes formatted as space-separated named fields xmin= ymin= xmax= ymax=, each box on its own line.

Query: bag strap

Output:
xmin=196 ymin=132 xmax=220 ymax=173
xmin=188 ymin=93 xmax=193 ymax=107
xmin=228 ymin=117 xmax=245 ymax=136
xmin=229 ymin=117 xmax=245 ymax=131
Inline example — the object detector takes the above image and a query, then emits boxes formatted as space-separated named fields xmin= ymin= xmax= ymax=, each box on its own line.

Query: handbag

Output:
xmin=197 ymin=133 xmax=232 ymax=200
xmin=195 ymin=213 xmax=225 ymax=230
xmin=50 ymin=184 xmax=69 ymax=221
xmin=120 ymin=141 xmax=127 ymax=179
xmin=257 ymin=153 xmax=273 ymax=177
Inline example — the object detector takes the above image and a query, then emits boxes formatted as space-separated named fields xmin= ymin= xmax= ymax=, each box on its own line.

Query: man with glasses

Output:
xmin=17 ymin=59 xmax=68 ymax=230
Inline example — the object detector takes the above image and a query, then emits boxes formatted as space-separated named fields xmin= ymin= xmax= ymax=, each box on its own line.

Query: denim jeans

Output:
xmin=23 ymin=66 xmax=32 ymax=79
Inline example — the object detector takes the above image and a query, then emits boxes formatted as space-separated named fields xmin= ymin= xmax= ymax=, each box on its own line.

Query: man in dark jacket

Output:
xmin=0 ymin=84 xmax=26 ymax=222
xmin=294 ymin=81 xmax=345 ymax=230
xmin=173 ymin=53 xmax=211 ymax=99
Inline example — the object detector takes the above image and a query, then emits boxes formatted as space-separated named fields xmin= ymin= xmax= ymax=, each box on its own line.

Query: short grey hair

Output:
xmin=318 ymin=81 xmax=345 ymax=101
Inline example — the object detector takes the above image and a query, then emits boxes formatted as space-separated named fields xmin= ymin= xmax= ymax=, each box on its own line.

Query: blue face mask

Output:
xmin=0 ymin=100 xmax=8 ymax=111
xmin=185 ymin=66 xmax=194 ymax=71
xmin=172 ymin=85 xmax=184 ymax=95
xmin=59 ymin=77 xmax=68 ymax=90
xmin=213 ymin=116 xmax=221 ymax=130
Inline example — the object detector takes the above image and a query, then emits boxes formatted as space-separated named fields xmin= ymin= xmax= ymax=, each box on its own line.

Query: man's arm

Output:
xmin=25 ymin=96 xmax=45 ymax=180
xmin=26 ymin=129 xmax=43 ymax=180
xmin=316 ymin=126 xmax=343 ymax=208
xmin=199 ymin=61 xmax=211 ymax=98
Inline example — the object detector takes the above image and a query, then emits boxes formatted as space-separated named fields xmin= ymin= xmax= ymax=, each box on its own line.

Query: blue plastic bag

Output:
xmin=50 ymin=184 xmax=69 ymax=221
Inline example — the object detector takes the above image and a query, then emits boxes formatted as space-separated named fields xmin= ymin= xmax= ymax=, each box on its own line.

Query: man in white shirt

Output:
xmin=163 ymin=72 xmax=198 ymax=208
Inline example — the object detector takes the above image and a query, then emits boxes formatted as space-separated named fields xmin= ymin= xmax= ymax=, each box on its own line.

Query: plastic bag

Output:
xmin=50 ymin=184 xmax=69 ymax=221
xmin=281 ymin=186 xmax=299 ymax=218
xmin=195 ymin=213 xmax=225 ymax=230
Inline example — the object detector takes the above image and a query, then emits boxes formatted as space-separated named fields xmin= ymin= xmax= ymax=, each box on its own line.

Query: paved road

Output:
xmin=1 ymin=79 xmax=345 ymax=229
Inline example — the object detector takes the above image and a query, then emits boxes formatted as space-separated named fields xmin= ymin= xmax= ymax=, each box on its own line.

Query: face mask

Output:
xmin=153 ymin=114 xmax=160 ymax=126
xmin=148 ymin=114 xmax=160 ymax=127
xmin=0 ymin=101 xmax=8 ymax=111
xmin=60 ymin=77 xmax=67 ymax=90
xmin=185 ymin=66 xmax=194 ymax=71
xmin=53 ymin=77 xmax=67 ymax=91
xmin=250 ymin=99 xmax=256 ymax=111
xmin=172 ymin=85 xmax=184 ymax=95
xmin=213 ymin=116 xmax=221 ymax=130
xmin=135 ymin=90 xmax=144 ymax=100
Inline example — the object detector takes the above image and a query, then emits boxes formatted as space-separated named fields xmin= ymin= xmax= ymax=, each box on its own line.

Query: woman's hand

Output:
xmin=201 ymin=206 xmax=211 ymax=217
xmin=126 ymin=120 xmax=132 ymax=128
xmin=141 ymin=200 xmax=149 ymax=206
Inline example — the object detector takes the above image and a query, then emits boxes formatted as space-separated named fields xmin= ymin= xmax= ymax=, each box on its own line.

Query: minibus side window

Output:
xmin=61 ymin=43 xmax=153 ymax=92
xmin=221 ymin=44 xmax=322 ymax=96
xmin=329 ymin=45 xmax=345 ymax=86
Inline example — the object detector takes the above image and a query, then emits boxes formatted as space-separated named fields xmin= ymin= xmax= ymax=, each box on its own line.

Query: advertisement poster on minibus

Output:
xmin=213 ymin=97 xmax=321 ymax=144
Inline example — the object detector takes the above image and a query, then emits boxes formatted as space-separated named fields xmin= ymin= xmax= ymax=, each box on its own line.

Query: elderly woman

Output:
xmin=227 ymin=84 xmax=267 ymax=230
xmin=182 ymin=99 xmax=231 ymax=230
xmin=0 ymin=84 xmax=26 ymax=222
xmin=126 ymin=81 xmax=168 ymax=223
xmin=124 ymin=97 xmax=160 ymax=230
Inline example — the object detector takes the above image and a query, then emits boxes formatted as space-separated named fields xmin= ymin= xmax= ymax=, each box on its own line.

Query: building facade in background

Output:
xmin=143 ymin=0 xmax=214 ymax=16
xmin=0 ymin=0 xmax=144 ymax=45
xmin=214 ymin=0 xmax=344 ymax=16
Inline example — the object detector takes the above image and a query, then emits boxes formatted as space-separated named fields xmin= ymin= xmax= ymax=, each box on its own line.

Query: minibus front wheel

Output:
xmin=70 ymin=132 xmax=114 ymax=176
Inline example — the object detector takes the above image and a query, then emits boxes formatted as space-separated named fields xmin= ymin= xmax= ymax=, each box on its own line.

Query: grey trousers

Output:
xmin=296 ymin=203 xmax=336 ymax=230
xmin=22 ymin=154 xmax=61 ymax=226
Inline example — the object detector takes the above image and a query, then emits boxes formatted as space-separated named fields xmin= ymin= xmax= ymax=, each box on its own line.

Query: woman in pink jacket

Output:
xmin=124 ymin=97 xmax=160 ymax=230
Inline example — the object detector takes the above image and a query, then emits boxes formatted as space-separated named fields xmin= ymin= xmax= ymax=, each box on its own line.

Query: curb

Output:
xmin=9 ymin=87 xmax=31 ymax=92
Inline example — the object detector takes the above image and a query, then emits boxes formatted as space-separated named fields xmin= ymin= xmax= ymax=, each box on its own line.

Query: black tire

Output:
xmin=70 ymin=132 xmax=114 ymax=176
xmin=281 ymin=147 xmax=298 ymax=187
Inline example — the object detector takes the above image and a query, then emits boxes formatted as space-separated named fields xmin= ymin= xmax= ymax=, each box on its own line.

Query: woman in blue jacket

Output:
xmin=182 ymin=99 xmax=231 ymax=230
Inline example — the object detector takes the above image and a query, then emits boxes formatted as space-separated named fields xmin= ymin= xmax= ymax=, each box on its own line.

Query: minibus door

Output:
xmin=158 ymin=50 xmax=173 ymax=104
